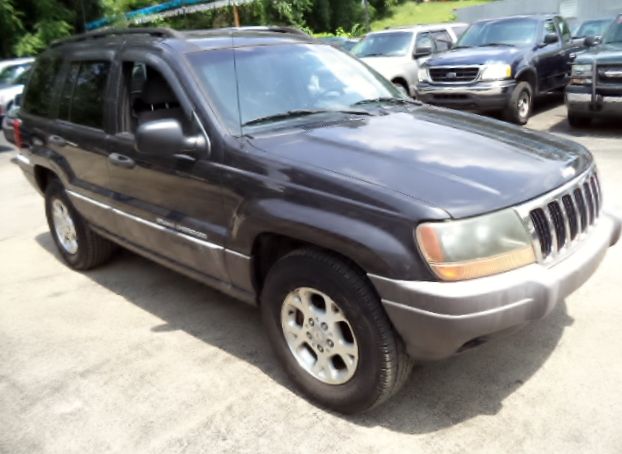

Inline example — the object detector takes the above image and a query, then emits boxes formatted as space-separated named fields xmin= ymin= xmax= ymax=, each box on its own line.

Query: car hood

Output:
xmin=249 ymin=107 xmax=592 ymax=219
xmin=425 ymin=46 xmax=525 ymax=66
xmin=576 ymin=43 xmax=622 ymax=64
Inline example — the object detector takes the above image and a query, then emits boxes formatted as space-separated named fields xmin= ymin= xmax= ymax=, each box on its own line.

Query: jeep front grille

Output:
xmin=518 ymin=168 xmax=601 ymax=263
xmin=429 ymin=66 xmax=480 ymax=83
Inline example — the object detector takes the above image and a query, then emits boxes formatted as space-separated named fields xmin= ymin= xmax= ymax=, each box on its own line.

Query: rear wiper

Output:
xmin=242 ymin=108 xmax=371 ymax=127
xmin=352 ymin=97 xmax=419 ymax=107
xmin=453 ymin=45 xmax=471 ymax=49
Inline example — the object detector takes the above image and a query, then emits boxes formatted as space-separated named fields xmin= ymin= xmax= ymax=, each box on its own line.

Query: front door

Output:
xmin=105 ymin=57 xmax=230 ymax=283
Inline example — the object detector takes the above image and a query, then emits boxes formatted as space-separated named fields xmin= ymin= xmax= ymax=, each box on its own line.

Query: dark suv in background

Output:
xmin=14 ymin=27 xmax=620 ymax=414
xmin=566 ymin=14 xmax=622 ymax=127
xmin=417 ymin=15 xmax=582 ymax=124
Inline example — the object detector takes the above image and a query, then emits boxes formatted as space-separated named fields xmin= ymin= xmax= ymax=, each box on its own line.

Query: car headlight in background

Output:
xmin=480 ymin=63 xmax=512 ymax=81
xmin=416 ymin=209 xmax=536 ymax=281
xmin=570 ymin=63 xmax=593 ymax=85
xmin=417 ymin=67 xmax=430 ymax=83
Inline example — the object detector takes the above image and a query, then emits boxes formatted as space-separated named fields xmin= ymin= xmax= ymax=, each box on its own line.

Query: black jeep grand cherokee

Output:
xmin=15 ymin=27 xmax=620 ymax=414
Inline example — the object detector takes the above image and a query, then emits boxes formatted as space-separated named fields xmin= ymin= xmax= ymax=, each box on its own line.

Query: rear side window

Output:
xmin=22 ymin=55 xmax=61 ymax=117
xmin=58 ymin=61 xmax=110 ymax=129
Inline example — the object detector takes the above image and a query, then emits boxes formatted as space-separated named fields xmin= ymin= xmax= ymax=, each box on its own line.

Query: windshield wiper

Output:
xmin=242 ymin=108 xmax=371 ymax=127
xmin=352 ymin=97 xmax=419 ymax=107
xmin=481 ymin=42 xmax=514 ymax=47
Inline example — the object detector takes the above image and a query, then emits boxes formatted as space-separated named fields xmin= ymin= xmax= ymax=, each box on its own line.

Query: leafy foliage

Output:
xmin=0 ymin=0 xmax=437 ymax=58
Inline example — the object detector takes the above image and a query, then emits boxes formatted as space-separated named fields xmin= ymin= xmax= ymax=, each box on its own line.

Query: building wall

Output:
xmin=456 ymin=0 xmax=622 ymax=26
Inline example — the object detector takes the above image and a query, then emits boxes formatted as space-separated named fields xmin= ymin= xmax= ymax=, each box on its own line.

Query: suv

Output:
xmin=566 ymin=15 xmax=622 ymax=127
xmin=416 ymin=15 xmax=582 ymax=124
xmin=352 ymin=23 xmax=467 ymax=96
xmin=16 ymin=28 xmax=620 ymax=414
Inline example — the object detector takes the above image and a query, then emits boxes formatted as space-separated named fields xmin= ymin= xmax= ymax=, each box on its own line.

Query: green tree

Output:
xmin=0 ymin=0 xmax=23 ymax=58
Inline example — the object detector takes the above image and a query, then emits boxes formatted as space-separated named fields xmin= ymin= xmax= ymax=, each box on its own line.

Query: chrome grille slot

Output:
xmin=574 ymin=188 xmax=588 ymax=232
xmin=562 ymin=195 xmax=579 ymax=240
xmin=519 ymin=168 xmax=601 ymax=263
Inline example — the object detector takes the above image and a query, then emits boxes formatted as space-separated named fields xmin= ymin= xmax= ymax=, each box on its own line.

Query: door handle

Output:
xmin=109 ymin=153 xmax=136 ymax=169
xmin=48 ymin=135 xmax=67 ymax=147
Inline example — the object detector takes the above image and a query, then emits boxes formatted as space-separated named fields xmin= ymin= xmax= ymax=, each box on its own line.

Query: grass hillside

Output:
xmin=371 ymin=0 xmax=493 ymax=30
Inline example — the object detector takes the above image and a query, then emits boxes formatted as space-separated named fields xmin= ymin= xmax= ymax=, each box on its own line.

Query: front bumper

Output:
xmin=416 ymin=80 xmax=515 ymax=111
xmin=370 ymin=212 xmax=621 ymax=361
xmin=566 ymin=87 xmax=622 ymax=117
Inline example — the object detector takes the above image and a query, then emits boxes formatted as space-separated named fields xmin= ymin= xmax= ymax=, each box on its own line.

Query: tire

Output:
xmin=393 ymin=80 xmax=409 ymax=97
xmin=45 ymin=179 xmax=116 ymax=270
xmin=260 ymin=248 xmax=413 ymax=414
xmin=568 ymin=111 xmax=592 ymax=128
xmin=504 ymin=81 xmax=533 ymax=125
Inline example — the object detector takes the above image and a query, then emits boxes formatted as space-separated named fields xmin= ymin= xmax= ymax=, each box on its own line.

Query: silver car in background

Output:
xmin=351 ymin=23 xmax=468 ymax=96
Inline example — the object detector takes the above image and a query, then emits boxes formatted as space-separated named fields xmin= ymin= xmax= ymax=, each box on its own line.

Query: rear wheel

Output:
xmin=504 ymin=81 xmax=533 ymax=125
xmin=45 ymin=179 xmax=116 ymax=270
xmin=260 ymin=248 xmax=413 ymax=414
xmin=568 ymin=111 xmax=592 ymax=128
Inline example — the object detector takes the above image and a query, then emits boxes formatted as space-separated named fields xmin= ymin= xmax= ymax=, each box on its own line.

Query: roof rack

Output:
xmin=183 ymin=25 xmax=311 ymax=38
xmin=50 ymin=27 xmax=180 ymax=48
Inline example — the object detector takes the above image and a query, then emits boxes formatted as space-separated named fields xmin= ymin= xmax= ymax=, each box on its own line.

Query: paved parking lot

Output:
xmin=1 ymin=99 xmax=621 ymax=454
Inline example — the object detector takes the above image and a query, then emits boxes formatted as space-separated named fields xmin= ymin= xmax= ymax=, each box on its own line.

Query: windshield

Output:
xmin=457 ymin=18 xmax=539 ymax=48
xmin=351 ymin=32 xmax=413 ymax=57
xmin=603 ymin=16 xmax=622 ymax=43
xmin=574 ymin=19 xmax=612 ymax=38
xmin=0 ymin=64 xmax=30 ymax=85
xmin=189 ymin=43 xmax=399 ymax=133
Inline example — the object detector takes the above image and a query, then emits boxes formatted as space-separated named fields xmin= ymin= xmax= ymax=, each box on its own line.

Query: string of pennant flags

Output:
xmin=86 ymin=0 xmax=254 ymax=30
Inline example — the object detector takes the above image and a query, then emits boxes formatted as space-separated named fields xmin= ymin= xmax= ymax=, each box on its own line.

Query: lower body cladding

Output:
xmin=566 ymin=87 xmax=622 ymax=118
xmin=416 ymin=80 xmax=515 ymax=112
xmin=369 ymin=213 xmax=621 ymax=361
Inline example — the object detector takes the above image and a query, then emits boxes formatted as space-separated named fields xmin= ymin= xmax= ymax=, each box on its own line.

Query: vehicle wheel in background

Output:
xmin=504 ymin=81 xmax=533 ymax=125
xmin=392 ymin=80 xmax=409 ymax=97
xmin=260 ymin=248 xmax=413 ymax=414
xmin=568 ymin=111 xmax=592 ymax=128
xmin=45 ymin=179 xmax=116 ymax=270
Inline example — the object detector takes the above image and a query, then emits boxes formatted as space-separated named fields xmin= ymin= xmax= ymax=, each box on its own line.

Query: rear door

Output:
xmin=104 ymin=51 xmax=230 ymax=283
xmin=50 ymin=58 xmax=117 ymax=229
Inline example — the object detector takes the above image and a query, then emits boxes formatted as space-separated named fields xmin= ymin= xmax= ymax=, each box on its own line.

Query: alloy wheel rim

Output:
xmin=280 ymin=287 xmax=359 ymax=385
xmin=518 ymin=91 xmax=530 ymax=120
xmin=52 ymin=199 xmax=78 ymax=255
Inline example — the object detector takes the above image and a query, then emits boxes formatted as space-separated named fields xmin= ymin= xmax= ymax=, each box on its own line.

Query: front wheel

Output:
xmin=260 ymin=248 xmax=413 ymax=414
xmin=504 ymin=81 xmax=533 ymax=125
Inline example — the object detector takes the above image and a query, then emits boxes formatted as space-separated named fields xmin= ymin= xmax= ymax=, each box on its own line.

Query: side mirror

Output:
xmin=414 ymin=46 xmax=433 ymax=59
xmin=584 ymin=36 xmax=601 ymax=47
xmin=135 ymin=118 xmax=207 ymax=159
xmin=543 ymin=33 xmax=559 ymax=45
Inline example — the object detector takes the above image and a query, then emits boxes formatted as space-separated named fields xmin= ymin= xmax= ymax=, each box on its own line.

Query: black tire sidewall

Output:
xmin=45 ymin=181 xmax=90 ymax=268
xmin=261 ymin=252 xmax=396 ymax=413
xmin=507 ymin=81 xmax=533 ymax=125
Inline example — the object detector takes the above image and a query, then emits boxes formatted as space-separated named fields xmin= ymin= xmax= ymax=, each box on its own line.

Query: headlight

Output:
xmin=417 ymin=67 xmax=430 ymax=83
xmin=570 ymin=63 xmax=593 ymax=85
xmin=416 ymin=209 xmax=536 ymax=281
xmin=480 ymin=63 xmax=512 ymax=81
xmin=572 ymin=64 xmax=593 ymax=76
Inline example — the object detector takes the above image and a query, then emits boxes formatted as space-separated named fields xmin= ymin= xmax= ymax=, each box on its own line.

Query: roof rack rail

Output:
xmin=50 ymin=27 xmax=180 ymax=48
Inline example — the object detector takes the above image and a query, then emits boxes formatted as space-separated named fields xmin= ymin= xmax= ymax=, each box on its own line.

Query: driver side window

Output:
xmin=118 ymin=62 xmax=191 ymax=135
xmin=415 ymin=33 xmax=435 ymax=52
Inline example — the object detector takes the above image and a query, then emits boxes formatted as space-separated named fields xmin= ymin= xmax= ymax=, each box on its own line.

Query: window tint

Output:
xmin=22 ymin=55 xmax=61 ymax=117
xmin=415 ymin=33 xmax=434 ymax=50
xmin=556 ymin=17 xmax=572 ymax=42
xmin=432 ymin=30 xmax=453 ymax=51
xmin=58 ymin=64 xmax=80 ymax=121
xmin=544 ymin=20 xmax=557 ymax=35
xmin=60 ymin=61 xmax=110 ymax=129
